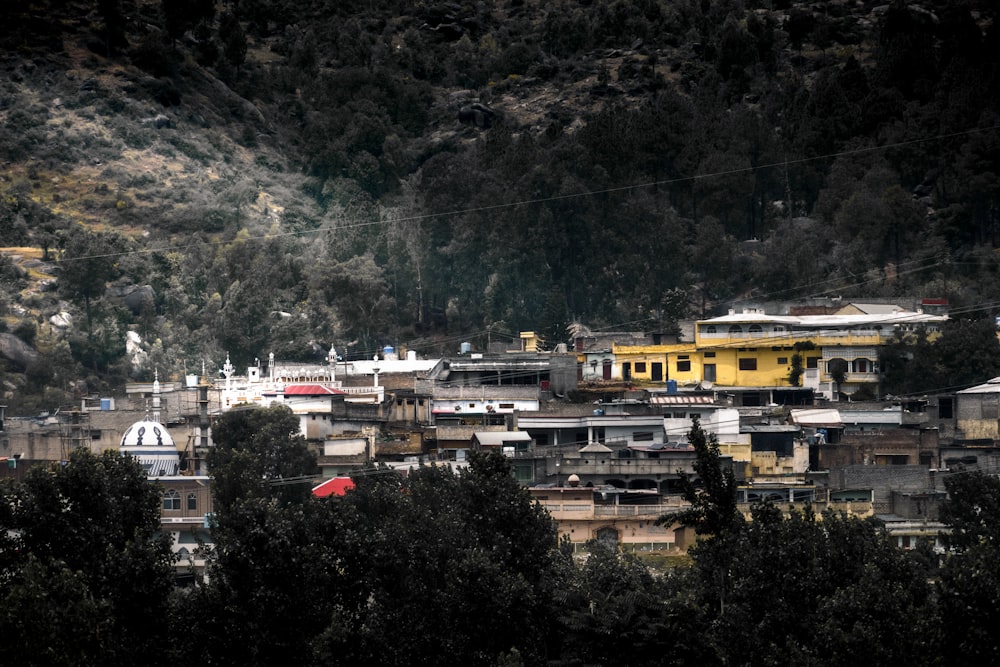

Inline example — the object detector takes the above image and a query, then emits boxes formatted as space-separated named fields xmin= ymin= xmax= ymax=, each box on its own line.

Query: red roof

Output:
xmin=312 ymin=477 xmax=356 ymax=497
xmin=284 ymin=384 xmax=345 ymax=396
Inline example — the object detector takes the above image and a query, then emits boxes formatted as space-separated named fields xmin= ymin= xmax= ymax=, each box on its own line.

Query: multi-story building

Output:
xmin=611 ymin=306 xmax=947 ymax=401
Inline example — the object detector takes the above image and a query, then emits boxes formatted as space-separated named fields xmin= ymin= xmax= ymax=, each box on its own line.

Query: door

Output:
xmin=602 ymin=359 xmax=612 ymax=380
xmin=651 ymin=362 xmax=663 ymax=382
xmin=703 ymin=364 xmax=716 ymax=382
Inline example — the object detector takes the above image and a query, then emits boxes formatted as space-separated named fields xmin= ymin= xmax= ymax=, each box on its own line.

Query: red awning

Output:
xmin=312 ymin=477 xmax=356 ymax=497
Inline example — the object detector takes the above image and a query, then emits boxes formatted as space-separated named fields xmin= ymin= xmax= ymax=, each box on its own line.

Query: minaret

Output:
xmin=152 ymin=369 xmax=161 ymax=424
xmin=222 ymin=354 xmax=235 ymax=408
xmin=328 ymin=345 xmax=337 ymax=383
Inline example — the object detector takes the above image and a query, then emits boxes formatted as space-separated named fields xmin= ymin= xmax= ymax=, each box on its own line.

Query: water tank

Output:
xmin=667 ymin=379 xmax=678 ymax=394
xmin=460 ymin=341 xmax=471 ymax=355
xmin=383 ymin=345 xmax=397 ymax=360
xmin=407 ymin=350 xmax=417 ymax=361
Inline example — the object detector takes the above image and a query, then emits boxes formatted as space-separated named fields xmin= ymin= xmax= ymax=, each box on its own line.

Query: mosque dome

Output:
xmin=120 ymin=419 xmax=180 ymax=477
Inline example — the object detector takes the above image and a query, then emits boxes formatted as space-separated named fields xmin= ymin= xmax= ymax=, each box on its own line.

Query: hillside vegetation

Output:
xmin=1 ymin=0 xmax=999 ymax=411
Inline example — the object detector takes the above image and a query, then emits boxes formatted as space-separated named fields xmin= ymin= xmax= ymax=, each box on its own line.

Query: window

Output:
xmin=738 ymin=358 xmax=757 ymax=371
xmin=677 ymin=360 xmax=691 ymax=372
xmin=187 ymin=493 xmax=198 ymax=511
xmin=748 ymin=324 xmax=763 ymax=335
xmin=499 ymin=403 xmax=514 ymax=409
xmin=806 ymin=357 xmax=819 ymax=369
xmin=162 ymin=489 xmax=180 ymax=511
xmin=852 ymin=358 xmax=870 ymax=373
xmin=704 ymin=351 xmax=716 ymax=358
xmin=704 ymin=325 xmax=717 ymax=334
xmin=774 ymin=325 xmax=785 ymax=333
xmin=939 ymin=397 xmax=954 ymax=419
xmin=777 ymin=357 xmax=788 ymax=365
xmin=728 ymin=325 xmax=743 ymax=335
xmin=633 ymin=431 xmax=655 ymax=442
xmin=635 ymin=362 xmax=647 ymax=373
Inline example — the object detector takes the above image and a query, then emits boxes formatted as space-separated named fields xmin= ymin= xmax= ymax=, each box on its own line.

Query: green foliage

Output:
xmin=658 ymin=416 xmax=742 ymax=537
xmin=323 ymin=451 xmax=562 ymax=666
xmin=689 ymin=505 xmax=936 ymax=667
xmin=207 ymin=403 xmax=318 ymax=510
xmin=935 ymin=471 xmax=1000 ymax=666
xmin=880 ymin=318 xmax=1000 ymax=396
xmin=553 ymin=540 xmax=712 ymax=666
xmin=0 ymin=450 xmax=175 ymax=666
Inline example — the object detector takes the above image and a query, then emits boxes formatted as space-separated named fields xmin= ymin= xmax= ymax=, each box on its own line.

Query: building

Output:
xmin=607 ymin=306 xmax=946 ymax=401
xmin=117 ymin=376 xmax=213 ymax=581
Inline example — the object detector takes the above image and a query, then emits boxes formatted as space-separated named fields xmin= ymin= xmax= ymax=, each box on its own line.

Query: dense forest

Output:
xmin=2 ymin=0 xmax=1000 ymax=410
xmin=3 ymin=406 xmax=1000 ymax=666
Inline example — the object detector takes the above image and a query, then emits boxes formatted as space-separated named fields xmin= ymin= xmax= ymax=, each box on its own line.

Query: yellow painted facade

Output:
xmin=611 ymin=342 xmax=823 ymax=388
xmin=609 ymin=309 xmax=945 ymax=394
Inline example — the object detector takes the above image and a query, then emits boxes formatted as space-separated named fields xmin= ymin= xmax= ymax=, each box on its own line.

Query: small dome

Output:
xmin=120 ymin=420 xmax=180 ymax=477
xmin=567 ymin=474 xmax=581 ymax=487
xmin=120 ymin=420 xmax=175 ymax=448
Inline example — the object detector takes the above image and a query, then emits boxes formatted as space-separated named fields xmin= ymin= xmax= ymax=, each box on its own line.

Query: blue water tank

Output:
xmin=383 ymin=345 xmax=395 ymax=356
xmin=667 ymin=379 xmax=678 ymax=394
xmin=460 ymin=341 xmax=471 ymax=355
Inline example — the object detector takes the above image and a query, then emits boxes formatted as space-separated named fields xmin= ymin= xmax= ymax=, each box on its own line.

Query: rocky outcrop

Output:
xmin=0 ymin=333 xmax=39 ymax=370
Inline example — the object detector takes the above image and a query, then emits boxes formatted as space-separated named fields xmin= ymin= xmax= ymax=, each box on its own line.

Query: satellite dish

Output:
xmin=702 ymin=381 xmax=714 ymax=390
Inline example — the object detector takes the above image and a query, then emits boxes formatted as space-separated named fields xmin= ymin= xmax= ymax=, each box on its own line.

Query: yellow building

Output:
xmin=612 ymin=307 xmax=946 ymax=400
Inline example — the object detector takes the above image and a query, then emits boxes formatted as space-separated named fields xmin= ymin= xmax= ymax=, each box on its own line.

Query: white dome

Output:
xmin=120 ymin=420 xmax=180 ymax=477
xmin=120 ymin=420 xmax=175 ymax=448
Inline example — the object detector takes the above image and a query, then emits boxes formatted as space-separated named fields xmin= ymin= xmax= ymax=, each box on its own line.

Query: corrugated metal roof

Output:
xmin=957 ymin=377 xmax=1000 ymax=394
xmin=473 ymin=431 xmax=532 ymax=446
xmin=789 ymin=408 xmax=843 ymax=427
xmin=650 ymin=395 xmax=717 ymax=405
xmin=284 ymin=384 xmax=345 ymax=396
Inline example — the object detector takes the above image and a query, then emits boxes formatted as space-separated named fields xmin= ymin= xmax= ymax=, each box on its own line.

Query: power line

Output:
xmin=52 ymin=123 xmax=1000 ymax=265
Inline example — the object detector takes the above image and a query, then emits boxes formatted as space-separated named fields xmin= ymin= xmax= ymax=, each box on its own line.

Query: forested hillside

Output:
xmin=1 ymin=0 xmax=999 ymax=410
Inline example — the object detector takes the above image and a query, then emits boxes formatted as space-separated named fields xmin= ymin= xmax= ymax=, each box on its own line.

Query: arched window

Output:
xmin=187 ymin=493 xmax=198 ymax=511
xmin=728 ymin=325 xmax=743 ymax=335
xmin=748 ymin=324 xmax=763 ymax=336
xmin=704 ymin=325 xmax=717 ymax=334
xmin=162 ymin=489 xmax=180 ymax=511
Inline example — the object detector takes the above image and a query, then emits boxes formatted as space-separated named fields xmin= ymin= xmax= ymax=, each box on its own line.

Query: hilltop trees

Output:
xmin=879 ymin=316 xmax=1000 ymax=396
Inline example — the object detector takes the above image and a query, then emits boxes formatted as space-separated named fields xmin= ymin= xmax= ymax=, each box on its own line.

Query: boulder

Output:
xmin=0 ymin=333 xmax=39 ymax=370
xmin=49 ymin=311 xmax=73 ymax=329
xmin=108 ymin=284 xmax=157 ymax=315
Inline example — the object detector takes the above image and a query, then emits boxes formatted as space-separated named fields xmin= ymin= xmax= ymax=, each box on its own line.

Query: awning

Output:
xmin=312 ymin=477 xmax=356 ymax=497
